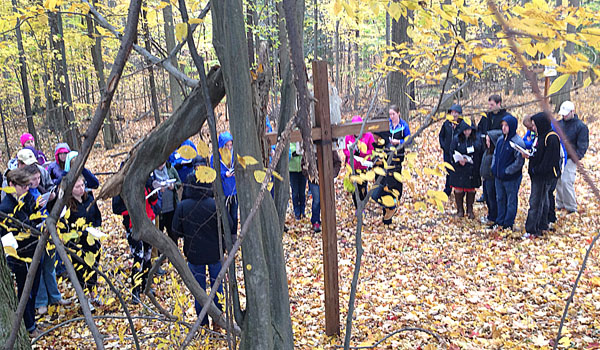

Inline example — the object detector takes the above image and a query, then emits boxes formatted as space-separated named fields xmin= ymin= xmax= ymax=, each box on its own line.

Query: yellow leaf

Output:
xmin=105 ymin=297 xmax=115 ymax=306
xmin=196 ymin=140 xmax=210 ymax=158
xmin=333 ymin=0 xmax=342 ymax=16
xmin=427 ymin=190 xmax=449 ymax=202
xmin=75 ymin=217 xmax=87 ymax=228
xmin=175 ymin=22 xmax=188 ymax=42
xmin=342 ymin=1 xmax=356 ymax=18
xmin=64 ymin=208 xmax=70 ymax=220
xmin=380 ymin=195 xmax=395 ymax=207
xmin=4 ymin=246 xmax=18 ymax=259
xmin=2 ymin=186 xmax=15 ymax=194
xmin=84 ymin=251 xmax=95 ymax=267
xmin=583 ymin=76 xmax=592 ymax=88
xmin=272 ymin=170 xmax=283 ymax=181
xmin=188 ymin=18 xmax=204 ymax=24
xmin=361 ymin=171 xmax=375 ymax=182
xmin=358 ymin=141 xmax=367 ymax=154
xmin=405 ymin=152 xmax=417 ymax=162
xmin=373 ymin=167 xmax=386 ymax=176
xmin=177 ymin=144 xmax=197 ymax=160
xmin=86 ymin=234 xmax=96 ymax=246
xmin=463 ymin=117 xmax=471 ymax=126
xmin=243 ymin=156 xmax=258 ymax=166
xmin=558 ymin=335 xmax=571 ymax=347
xmin=548 ymin=74 xmax=570 ymax=96
xmin=195 ymin=166 xmax=216 ymax=183
xmin=15 ymin=231 xmax=31 ymax=240
xmin=414 ymin=201 xmax=427 ymax=211
xmin=267 ymin=182 xmax=273 ymax=191
xmin=441 ymin=162 xmax=455 ymax=172
xmin=246 ymin=264 xmax=252 ymax=271
xmin=254 ymin=170 xmax=267 ymax=183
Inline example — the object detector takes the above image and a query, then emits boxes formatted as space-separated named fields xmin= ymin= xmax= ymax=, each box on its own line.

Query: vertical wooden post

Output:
xmin=312 ymin=60 xmax=340 ymax=336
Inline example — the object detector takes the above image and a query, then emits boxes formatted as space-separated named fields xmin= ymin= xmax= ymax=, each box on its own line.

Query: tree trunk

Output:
xmin=13 ymin=0 xmax=37 ymax=142
xmin=48 ymin=10 xmax=81 ymax=150
xmin=551 ymin=0 xmax=578 ymax=111
xmin=313 ymin=0 xmax=318 ymax=60
xmin=87 ymin=0 xmax=119 ymax=149
xmin=0 ymin=244 xmax=31 ymax=350
xmin=142 ymin=6 xmax=161 ymax=127
xmin=163 ymin=4 xmax=184 ymax=111
xmin=335 ymin=20 xmax=340 ymax=92
xmin=246 ymin=3 xmax=256 ymax=67
xmin=387 ymin=6 xmax=411 ymax=118
xmin=353 ymin=30 xmax=359 ymax=110
xmin=213 ymin=0 xmax=294 ymax=348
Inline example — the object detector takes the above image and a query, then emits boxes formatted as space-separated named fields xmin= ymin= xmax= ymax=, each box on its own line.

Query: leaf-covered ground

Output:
xmin=32 ymin=87 xmax=600 ymax=349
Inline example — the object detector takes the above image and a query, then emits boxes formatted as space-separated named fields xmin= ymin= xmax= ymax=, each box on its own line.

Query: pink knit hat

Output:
xmin=20 ymin=133 xmax=34 ymax=146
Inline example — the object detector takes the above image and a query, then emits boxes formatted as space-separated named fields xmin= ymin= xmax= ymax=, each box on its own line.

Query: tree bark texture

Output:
xmin=162 ymin=4 xmax=184 ymax=110
xmin=387 ymin=8 xmax=411 ymax=119
xmin=12 ymin=0 xmax=37 ymax=142
xmin=142 ymin=4 xmax=161 ymax=126
xmin=0 ymin=248 xmax=30 ymax=350
xmin=86 ymin=0 xmax=120 ymax=149
xmin=48 ymin=10 xmax=81 ymax=150
xmin=212 ymin=0 xmax=294 ymax=348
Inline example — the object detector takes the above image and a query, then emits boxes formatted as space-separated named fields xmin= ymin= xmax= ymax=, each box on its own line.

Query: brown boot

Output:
xmin=466 ymin=192 xmax=475 ymax=219
xmin=454 ymin=191 xmax=465 ymax=217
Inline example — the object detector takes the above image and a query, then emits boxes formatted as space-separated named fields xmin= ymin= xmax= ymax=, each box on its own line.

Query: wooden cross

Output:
xmin=266 ymin=61 xmax=388 ymax=336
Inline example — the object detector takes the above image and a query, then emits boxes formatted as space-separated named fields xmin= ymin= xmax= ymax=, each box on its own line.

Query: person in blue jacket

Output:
xmin=54 ymin=151 xmax=100 ymax=190
xmin=211 ymin=132 xmax=238 ymax=232
xmin=491 ymin=115 xmax=525 ymax=230
xmin=169 ymin=139 xmax=197 ymax=182
xmin=372 ymin=104 xmax=410 ymax=224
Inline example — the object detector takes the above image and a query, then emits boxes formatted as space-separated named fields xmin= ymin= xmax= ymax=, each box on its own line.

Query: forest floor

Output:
xmin=31 ymin=85 xmax=600 ymax=349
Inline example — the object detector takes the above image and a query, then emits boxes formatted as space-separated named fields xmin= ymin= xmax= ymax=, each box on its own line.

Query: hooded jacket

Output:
xmin=343 ymin=116 xmax=375 ymax=171
xmin=172 ymin=181 xmax=233 ymax=265
xmin=491 ymin=115 xmax=525 ymax=181
xmin=210 ymin=132 xmax=236 ymax=196
xmin=54 ymin=151 xmax=99 ymax=189
xmin=529 ymin=113 xmax=561 ymax=180
xmin=47 ymin=143 xmax=71 ymax=182
xmin=0 ymin=192 xmax=39 ymax=261
xmin=558 ymin=114 xmax=589 ymax=160
xmin=449 ymin=121 xmax=483 ymax=189
xmin=480 ymin=130 xmax=502 ymax=180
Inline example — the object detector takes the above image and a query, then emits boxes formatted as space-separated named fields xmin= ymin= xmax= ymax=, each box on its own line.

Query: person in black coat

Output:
xmin=172 ymin=178 xmax=232 ymax=328
xmin=439 ymin=104 xmax=463 ymax=196
xmin=0 ymin=169 xmax=43 ymax=336
xmin=449 ymin=120 xmax=483 ymax=219
xmin=66 ymin=176 xmax=102 ymax=300
xmin=522 ymin=112 xmax=562 ymax=238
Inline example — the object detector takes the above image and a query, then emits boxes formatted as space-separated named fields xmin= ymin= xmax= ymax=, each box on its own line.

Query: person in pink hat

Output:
xmin=20 ymin=133 xmax=47 ymax=166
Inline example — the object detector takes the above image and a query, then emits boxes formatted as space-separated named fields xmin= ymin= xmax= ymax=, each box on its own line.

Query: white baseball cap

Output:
xmin=17 ymin=148 xmax=37 ymax=165
xmin=558 ymin=101 xmax=575 ymax=116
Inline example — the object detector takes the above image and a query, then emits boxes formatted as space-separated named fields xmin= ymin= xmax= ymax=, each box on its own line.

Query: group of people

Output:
xmin=439 ymin=95 xmax=589 ymax=238
xmin=0 ymin=134 xmax=101 ymax=337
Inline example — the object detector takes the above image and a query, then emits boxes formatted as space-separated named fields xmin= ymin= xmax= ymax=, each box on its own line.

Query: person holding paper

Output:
xmin=439 ymin=104 xmax=463 ymax=196
xmin=344 ymin=115 xmax=375 ymax=208
xmin=522 ymin=113 xmax=562 ymax=238
xmin=491 ymin=115 xmax=525 ymax=231
xmin=449 ymin=120 xmax=482 ymax=219
xmin=153 ymin=162 xmax=181 ymax=243
xmin=0 ymin=168 xmax=43 ymax=337
xmin=66 ymin=176 xmax=103 ymax=305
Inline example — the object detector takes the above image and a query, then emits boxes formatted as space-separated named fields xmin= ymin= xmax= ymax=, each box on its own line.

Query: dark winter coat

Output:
xmin=558 ymin=114 xmax=589 ymax=160
xmin=449 ymin=121 xmax=483 ymax=189
xmin=529 ymin=113 xmax=561 ymax=180
xmin=439 ymin=119 xmax=460 ymax=163
xmin=491 ymin=115 xmax=525 ymax=181
xmin=67 ymin=192 xmax=102 ymax=255
xmin=172 ymin=182 xmax=233 ymax=266
xmin=477 ymin=109 xmax=510 ymax=135
xmin=0 ymin=192 xmax=39 ymax=260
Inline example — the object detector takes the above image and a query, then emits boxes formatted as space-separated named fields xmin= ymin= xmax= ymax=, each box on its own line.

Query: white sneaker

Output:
xmin=522 ymin=232 xmax=531 ymax=239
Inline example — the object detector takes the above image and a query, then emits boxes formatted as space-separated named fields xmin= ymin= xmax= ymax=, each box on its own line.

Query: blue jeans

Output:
xmin=8 ymin=258 xmax=41 ymax=332
xmin=308 ymin=182 xmax=320 ymax=224
xmin=289 ymin=171 xmax=306 ymax=218
xmin=188 ymin=262 xmax=223 ymax=326
xmin=483 ymin=179 xmax=497 ymax=222
xmin=35 ymin=251 xmax=63 ymax=308
xmin=495 ymin=175 xmax=522 ymax=228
